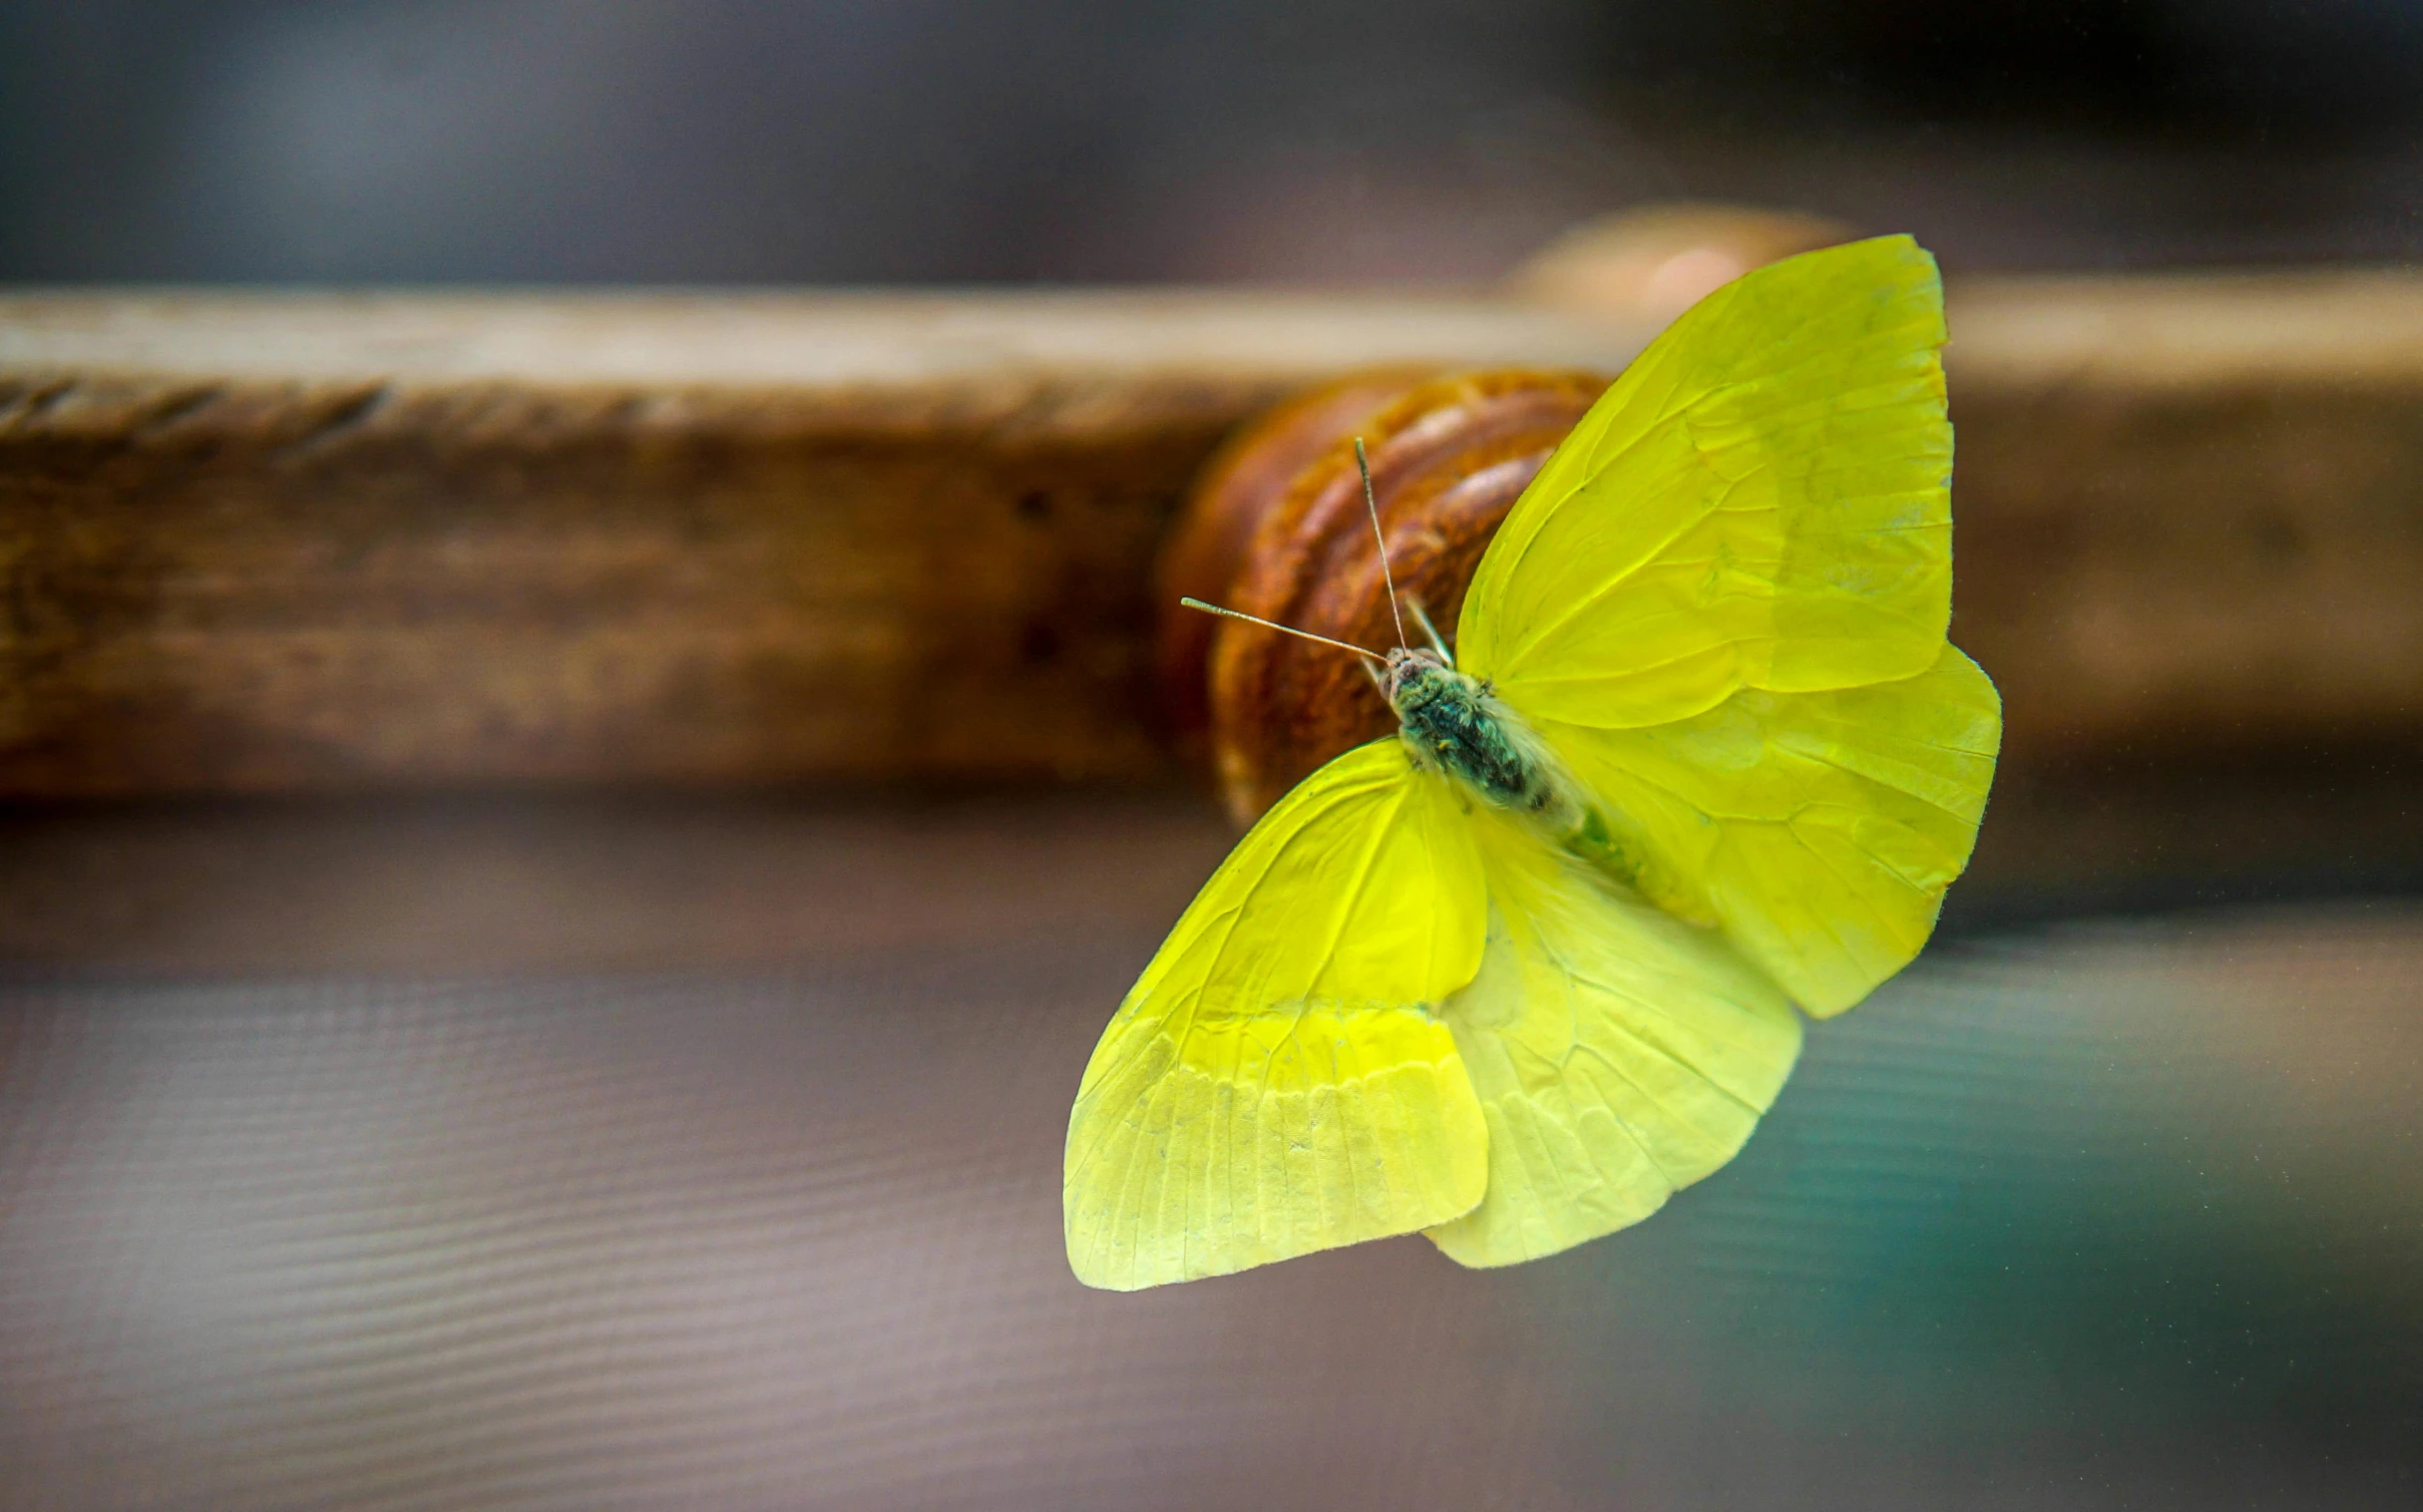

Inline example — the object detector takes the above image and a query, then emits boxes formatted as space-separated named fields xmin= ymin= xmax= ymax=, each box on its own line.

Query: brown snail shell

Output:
xmin=1153 ymin=367 xmax=1442 ymax=760
xmin=1158 ymin=367 xmax=1609 ymax=827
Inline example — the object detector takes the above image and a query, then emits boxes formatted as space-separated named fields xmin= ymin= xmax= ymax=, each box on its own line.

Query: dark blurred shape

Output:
xmin=1607 ymin=0 xmax=2423 ymax=142
xmin=6 ymin=0 xmax=2423 ymax=285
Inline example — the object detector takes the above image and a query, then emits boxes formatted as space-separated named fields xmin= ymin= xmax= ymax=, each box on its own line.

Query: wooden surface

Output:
xmin=4 ymin=274 xmax=2422 ymax=797
xmin=0 ymin=293 xmax=1653 ymax=795
xmin=1949 ymin=271 xmax=2423 ymax=765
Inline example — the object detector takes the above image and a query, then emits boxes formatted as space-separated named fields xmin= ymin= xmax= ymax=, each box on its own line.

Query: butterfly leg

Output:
xmin=1404 ymin=595 xmax=1454 ymax=664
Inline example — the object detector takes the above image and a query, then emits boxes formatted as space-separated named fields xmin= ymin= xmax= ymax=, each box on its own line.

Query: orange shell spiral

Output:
xmin=1156 ymin=368 xmax=1608 ymax=825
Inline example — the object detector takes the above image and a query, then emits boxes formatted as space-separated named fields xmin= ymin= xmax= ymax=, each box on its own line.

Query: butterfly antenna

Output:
xmin=1178 ymin=597 xmax=1388 ymax=664
xmin=1357 ymin=438 xmax=1410 ymax=651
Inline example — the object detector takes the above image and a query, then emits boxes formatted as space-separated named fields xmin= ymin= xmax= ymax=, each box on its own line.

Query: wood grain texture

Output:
xmin=4 ymin=276 xmax=2421 ymax=797
xmin=1947 ymin=270 xmax=2423 ymax=766
xmin=0 ymin=293 xmax=1653 ymax=795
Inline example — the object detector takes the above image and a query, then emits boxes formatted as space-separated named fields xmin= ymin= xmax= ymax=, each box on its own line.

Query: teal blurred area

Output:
xmin=1535 ymin=912 xmax=2423 ymax=1504
xmin=1 ymin=862 xmax=2414 ymax=1508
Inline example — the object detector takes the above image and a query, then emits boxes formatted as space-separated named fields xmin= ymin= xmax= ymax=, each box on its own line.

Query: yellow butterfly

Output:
xmin=1064 ymin=235 xmax=2001 ymax=1290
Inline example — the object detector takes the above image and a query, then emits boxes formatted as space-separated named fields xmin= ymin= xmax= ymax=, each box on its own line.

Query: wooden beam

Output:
xmin=1948 ymin=271 xmax=2423 ymax=767
xmin=0 ymin=293 xmax=1655 ymax=795
xmin=3 ymin=276 xmax=2419 ymax=797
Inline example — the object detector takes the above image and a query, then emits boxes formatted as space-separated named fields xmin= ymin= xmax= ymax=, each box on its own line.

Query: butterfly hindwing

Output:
xmin=1542 ymin=646 xmax=2002 ymax=1015
xmin=1064 ymin=739 xmax=1490 ymax=1290
xmin=1424 ymin=809 xmax=1802 ymax=1268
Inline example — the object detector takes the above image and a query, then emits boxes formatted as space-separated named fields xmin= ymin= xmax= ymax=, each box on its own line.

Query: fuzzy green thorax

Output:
xmin=1384 ymin=650 xmax=1566 ymax=820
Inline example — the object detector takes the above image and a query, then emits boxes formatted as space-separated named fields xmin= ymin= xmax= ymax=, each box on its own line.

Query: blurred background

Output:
xmin=10 ymin=0 xmax=2423 ymax=284
xmin=4 ymin=4 xmax=2421 ymax=1510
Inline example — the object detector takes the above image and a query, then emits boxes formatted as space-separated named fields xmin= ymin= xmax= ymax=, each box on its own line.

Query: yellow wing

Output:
xmin=1544 ymin=647 xmax=2001 ymax=1015
xmin=1455 ymin=235 xmax=1999 ymax=1013
xmin=1064 ymin=739 xmax=1491 ymax=1290
xmin=1425 ymin=808 xmax=1802 ymax=1268
xmin=1456 ymin=234 xmax=1952 ymax=727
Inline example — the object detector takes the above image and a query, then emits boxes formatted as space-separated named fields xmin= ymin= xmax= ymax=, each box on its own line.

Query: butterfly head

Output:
xmin=1380 ymin=646 xmax=1454 ymax=709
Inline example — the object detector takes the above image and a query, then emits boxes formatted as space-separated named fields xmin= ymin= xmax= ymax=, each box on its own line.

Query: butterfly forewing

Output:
xmin=1457 ymin=233 xmax=1953 ymax=729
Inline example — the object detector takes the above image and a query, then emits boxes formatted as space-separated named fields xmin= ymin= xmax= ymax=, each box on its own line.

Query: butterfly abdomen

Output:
xmin=1385 ymin=652 xmax=1571 ymax=822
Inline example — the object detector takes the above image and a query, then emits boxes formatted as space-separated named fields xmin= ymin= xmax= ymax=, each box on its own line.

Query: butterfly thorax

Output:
xmin=1385 ymin=649 xmax=1575 ymax=825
